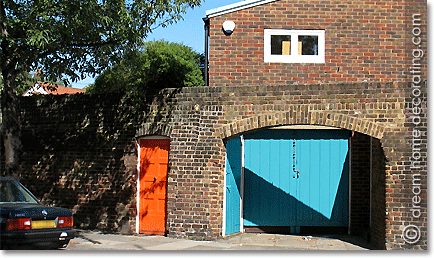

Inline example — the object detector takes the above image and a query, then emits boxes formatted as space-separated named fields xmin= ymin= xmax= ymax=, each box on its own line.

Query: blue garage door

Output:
xmin=243 ymin=129 xmax=349 ymax=228
xmin=225 ymin=136 xmax=242 ymax=235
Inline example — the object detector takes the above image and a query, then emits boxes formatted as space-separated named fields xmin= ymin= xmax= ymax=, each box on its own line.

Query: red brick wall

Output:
xmin=9 ymin=80 xmax=426 ymax=249
xmin=14 ymin=94 xmax=140 ymax=233
xmin=208 ymin=0 xmax=425 ymax=86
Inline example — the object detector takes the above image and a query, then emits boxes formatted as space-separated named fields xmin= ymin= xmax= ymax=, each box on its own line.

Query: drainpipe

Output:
xmin=203 ymin=17 xmax=210 ymax=86
xmin=369 ymin=136 xmax=373 ymax=241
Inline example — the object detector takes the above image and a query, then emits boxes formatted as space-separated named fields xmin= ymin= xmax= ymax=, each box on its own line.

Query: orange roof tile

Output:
xmin=23 ymin=82 xmax=85 ymax=96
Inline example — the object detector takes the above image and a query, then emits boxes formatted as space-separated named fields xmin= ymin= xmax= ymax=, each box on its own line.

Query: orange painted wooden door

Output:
xmin=139 ymin=139 xmax=170 ymax=235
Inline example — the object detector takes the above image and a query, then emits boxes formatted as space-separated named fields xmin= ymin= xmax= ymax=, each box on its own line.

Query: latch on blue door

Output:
xmin=292 ymin=140 xmax=299 ymax=178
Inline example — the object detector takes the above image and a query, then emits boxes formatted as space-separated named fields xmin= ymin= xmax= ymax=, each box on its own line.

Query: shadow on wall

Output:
xmin=12 ymin=89 xmax=179 ymax=233
xmin=370 ymin=138 xmax=386 ymax=250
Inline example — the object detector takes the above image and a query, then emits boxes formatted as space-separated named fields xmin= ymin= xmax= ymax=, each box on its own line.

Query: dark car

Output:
xmin=0 ymin=177 xmax=75 ymax=249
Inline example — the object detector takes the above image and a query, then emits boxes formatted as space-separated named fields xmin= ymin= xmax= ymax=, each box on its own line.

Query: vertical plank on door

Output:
xmin=225 ymin=136 xmax=242 ymax=235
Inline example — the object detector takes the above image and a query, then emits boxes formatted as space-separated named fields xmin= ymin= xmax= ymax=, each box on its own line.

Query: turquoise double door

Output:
xmin=225 ymin=129 xmax=349 ymax=235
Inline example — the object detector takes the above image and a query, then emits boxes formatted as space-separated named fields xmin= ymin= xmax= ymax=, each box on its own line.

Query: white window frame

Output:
xmin=264 ymin=29 xmax=325 ymax=63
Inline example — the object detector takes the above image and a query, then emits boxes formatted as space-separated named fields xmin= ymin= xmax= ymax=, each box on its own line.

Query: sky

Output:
xmin=71 ymin=0 xmax=238 ymax=88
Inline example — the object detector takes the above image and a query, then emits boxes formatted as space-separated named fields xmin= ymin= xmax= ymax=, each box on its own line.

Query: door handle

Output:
xmin=293 ymin=170 xmax=299 ymax=178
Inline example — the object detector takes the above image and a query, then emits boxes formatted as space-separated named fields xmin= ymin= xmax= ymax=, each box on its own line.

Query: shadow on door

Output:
xmin=243 ymin=159 xmax=349 ymax=233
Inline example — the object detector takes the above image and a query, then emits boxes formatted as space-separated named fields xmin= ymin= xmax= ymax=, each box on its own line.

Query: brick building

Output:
xmin=1 ymin=0 xmax=427 ymax=251
xmin=200 ymin=0 xmax=427 ymax=249
xmin=204 ymin=0 xmax=421 ymax=86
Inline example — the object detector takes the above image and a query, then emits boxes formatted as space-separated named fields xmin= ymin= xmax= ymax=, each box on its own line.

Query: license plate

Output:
xmin=32 ymin=220 xmax=56 ymax=229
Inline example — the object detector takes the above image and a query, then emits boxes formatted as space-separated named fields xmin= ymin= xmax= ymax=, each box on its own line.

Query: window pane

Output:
xmin=271 ymin=35 xmax=291 ymax=55
xmin=299 ymin=35 xmax=318 ymax=55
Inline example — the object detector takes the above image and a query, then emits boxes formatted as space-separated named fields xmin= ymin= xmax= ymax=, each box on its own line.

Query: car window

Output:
xmin=0 ymin=180 xmax=39 ymax=204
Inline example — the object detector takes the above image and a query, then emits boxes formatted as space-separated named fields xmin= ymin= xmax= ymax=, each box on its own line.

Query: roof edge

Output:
xmin=205 ymin=0 xmax=280 ymax=18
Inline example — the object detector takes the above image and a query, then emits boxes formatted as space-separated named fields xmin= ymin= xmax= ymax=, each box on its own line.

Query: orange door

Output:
xmin=139 ymin=138 xmax=170 ymax=235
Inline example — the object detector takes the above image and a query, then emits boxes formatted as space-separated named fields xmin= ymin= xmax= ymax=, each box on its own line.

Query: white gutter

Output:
xmin=205 ymin=0 xmax=280 ymax=18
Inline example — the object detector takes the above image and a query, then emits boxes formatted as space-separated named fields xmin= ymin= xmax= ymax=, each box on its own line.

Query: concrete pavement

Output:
xmin=65 ymin=230 xmax=371 ymax=251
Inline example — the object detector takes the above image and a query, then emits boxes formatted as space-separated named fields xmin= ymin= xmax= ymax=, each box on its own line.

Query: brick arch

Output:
xmin=135 ymin=123 xmax=172 ymax=138
xmin=215 ymin=111 xmax=385 ymax=140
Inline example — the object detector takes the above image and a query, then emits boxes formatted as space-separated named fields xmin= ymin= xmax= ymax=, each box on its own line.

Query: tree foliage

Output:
xmin=86 ymin=40 xmax=204 ymax=95
xmin=0 ymin=0 xmax=203 ymax=174
xmin=1 ymin=0 xmax=203 ymax=85
xmin=0 ymin=71 xmax=38 ymax=95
